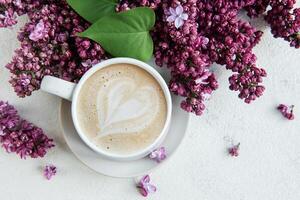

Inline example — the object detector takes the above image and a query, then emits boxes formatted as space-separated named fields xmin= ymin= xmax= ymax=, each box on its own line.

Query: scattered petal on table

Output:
xmin=277 ymin=104 xmax=295 ymax=120
xmin=228 ymin=143 xmax=240 ymax=157
xmin=149 ymin=147 xmax=167 ymax=163
xmin=44 ymin=164 xmax=57 ymax=180
xmin=137 ymin=175 xmax=157 ymax=197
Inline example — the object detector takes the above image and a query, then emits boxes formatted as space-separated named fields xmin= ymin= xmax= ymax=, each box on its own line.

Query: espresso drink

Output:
xmin=77 ymin=64 xmax=167 ymax=155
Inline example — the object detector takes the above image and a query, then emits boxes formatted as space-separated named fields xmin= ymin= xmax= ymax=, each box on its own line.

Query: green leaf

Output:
xmin=67 ymin=0 xmax=118 ymax=23
xmin=79 ymin=7 xmax=155 ymax=62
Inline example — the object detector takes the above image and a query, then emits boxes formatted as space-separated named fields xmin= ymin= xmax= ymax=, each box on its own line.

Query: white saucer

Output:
xmin=59 ymin=63 xmax=190 ymax=178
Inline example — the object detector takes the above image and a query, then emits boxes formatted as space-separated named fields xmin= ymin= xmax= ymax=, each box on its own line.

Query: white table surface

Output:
xmin=1 ymin=6 xmax=300 ymax=199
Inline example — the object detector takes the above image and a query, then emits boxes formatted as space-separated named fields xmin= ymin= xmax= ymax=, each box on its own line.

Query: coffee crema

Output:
xmin=76 ymin=64 xmax=167 ymax=155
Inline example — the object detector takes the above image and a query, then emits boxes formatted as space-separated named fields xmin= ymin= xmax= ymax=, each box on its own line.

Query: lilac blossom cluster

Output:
xmin=0 ymin=101 xmax=54 ymax=159
xmin=2 ymin=0 xmax=107 ymax=97
xmin=0 ymin=0 xmax=48 ymax=28
xmin=1 ymin=0 xmax=299 ymax=115
xmin=118 ymin=0 xmax=267 ymax=114
xmin=246 ymin=0 xmax=300 ymax=48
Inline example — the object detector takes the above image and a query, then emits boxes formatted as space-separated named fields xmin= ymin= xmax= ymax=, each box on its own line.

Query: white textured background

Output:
xmin=1 ymin=4 xmax=300 ymax=199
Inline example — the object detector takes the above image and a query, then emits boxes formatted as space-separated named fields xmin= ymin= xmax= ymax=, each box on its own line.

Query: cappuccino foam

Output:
xmin=76 ymin=64 xmax=167 ymax=155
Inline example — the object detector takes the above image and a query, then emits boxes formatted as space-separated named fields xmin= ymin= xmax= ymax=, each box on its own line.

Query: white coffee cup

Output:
xmin=41 ymin=58 xmax=172 ymax=161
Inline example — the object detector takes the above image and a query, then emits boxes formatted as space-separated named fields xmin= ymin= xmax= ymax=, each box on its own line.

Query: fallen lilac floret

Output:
xmin=228 ymin=143 xmax=240 ymax=157
xmin=149 ymin=147 xmax=166 ymax=163
xmin=44 ymin=164 xmax=57 ymax=180
xmin=137 ymin=175 xmax=157 ymax=197
xmin=277 ymin=104 xmax=295 ymax=120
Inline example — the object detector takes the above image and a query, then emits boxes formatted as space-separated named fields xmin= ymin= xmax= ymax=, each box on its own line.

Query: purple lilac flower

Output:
xmin=149 ymin=147 xmax=166 ymax=163
xmin=43 ymin=164 xmax=57 ymax=180
xmin=277 ymin=104 xmax=295 ymax=120
xmin=166 ymin=4 xmax=188 ymax=29
xmin=137 ymin=175 xmax=157 ymax=197
xmin=0 ymin=101 xmax=54 ymax=159
xmin=228 ymin=143 xmax=240 ymax=157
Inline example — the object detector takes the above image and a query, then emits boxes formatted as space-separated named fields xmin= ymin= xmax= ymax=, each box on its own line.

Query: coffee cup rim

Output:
xmin=71 ymin=58 xmax=172 ymax=161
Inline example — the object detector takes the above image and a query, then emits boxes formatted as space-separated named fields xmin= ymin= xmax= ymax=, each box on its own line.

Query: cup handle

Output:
xmin=41 ymin=76 xmax=77 ymax=101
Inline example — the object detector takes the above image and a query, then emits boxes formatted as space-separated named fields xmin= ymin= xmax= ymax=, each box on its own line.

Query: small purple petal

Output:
xmin=141 ymin=174 xmax=150 ymax=184
xmin=175 ymin=5 xmax=183 ymax=15
xmin=180 ymin=13 xmax=188 ymax=20
xmin=169 ymin=7 xmax=176 ymax=15
xmin=175 ymin=17 xmax=184 ymax=29
xmin=146 ymin=184 xmax=157 ymax=193
xmin=139 ymin=187 xmax=148 ymax=197
xmin=167 ymin=15 xmax=176 ymax=22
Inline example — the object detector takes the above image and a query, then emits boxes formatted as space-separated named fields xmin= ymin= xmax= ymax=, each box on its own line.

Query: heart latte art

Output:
xmin=96 ymin=79 xmax=159 ymax=137
xmin=77 ymin=64 xmax=167 ymax=155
